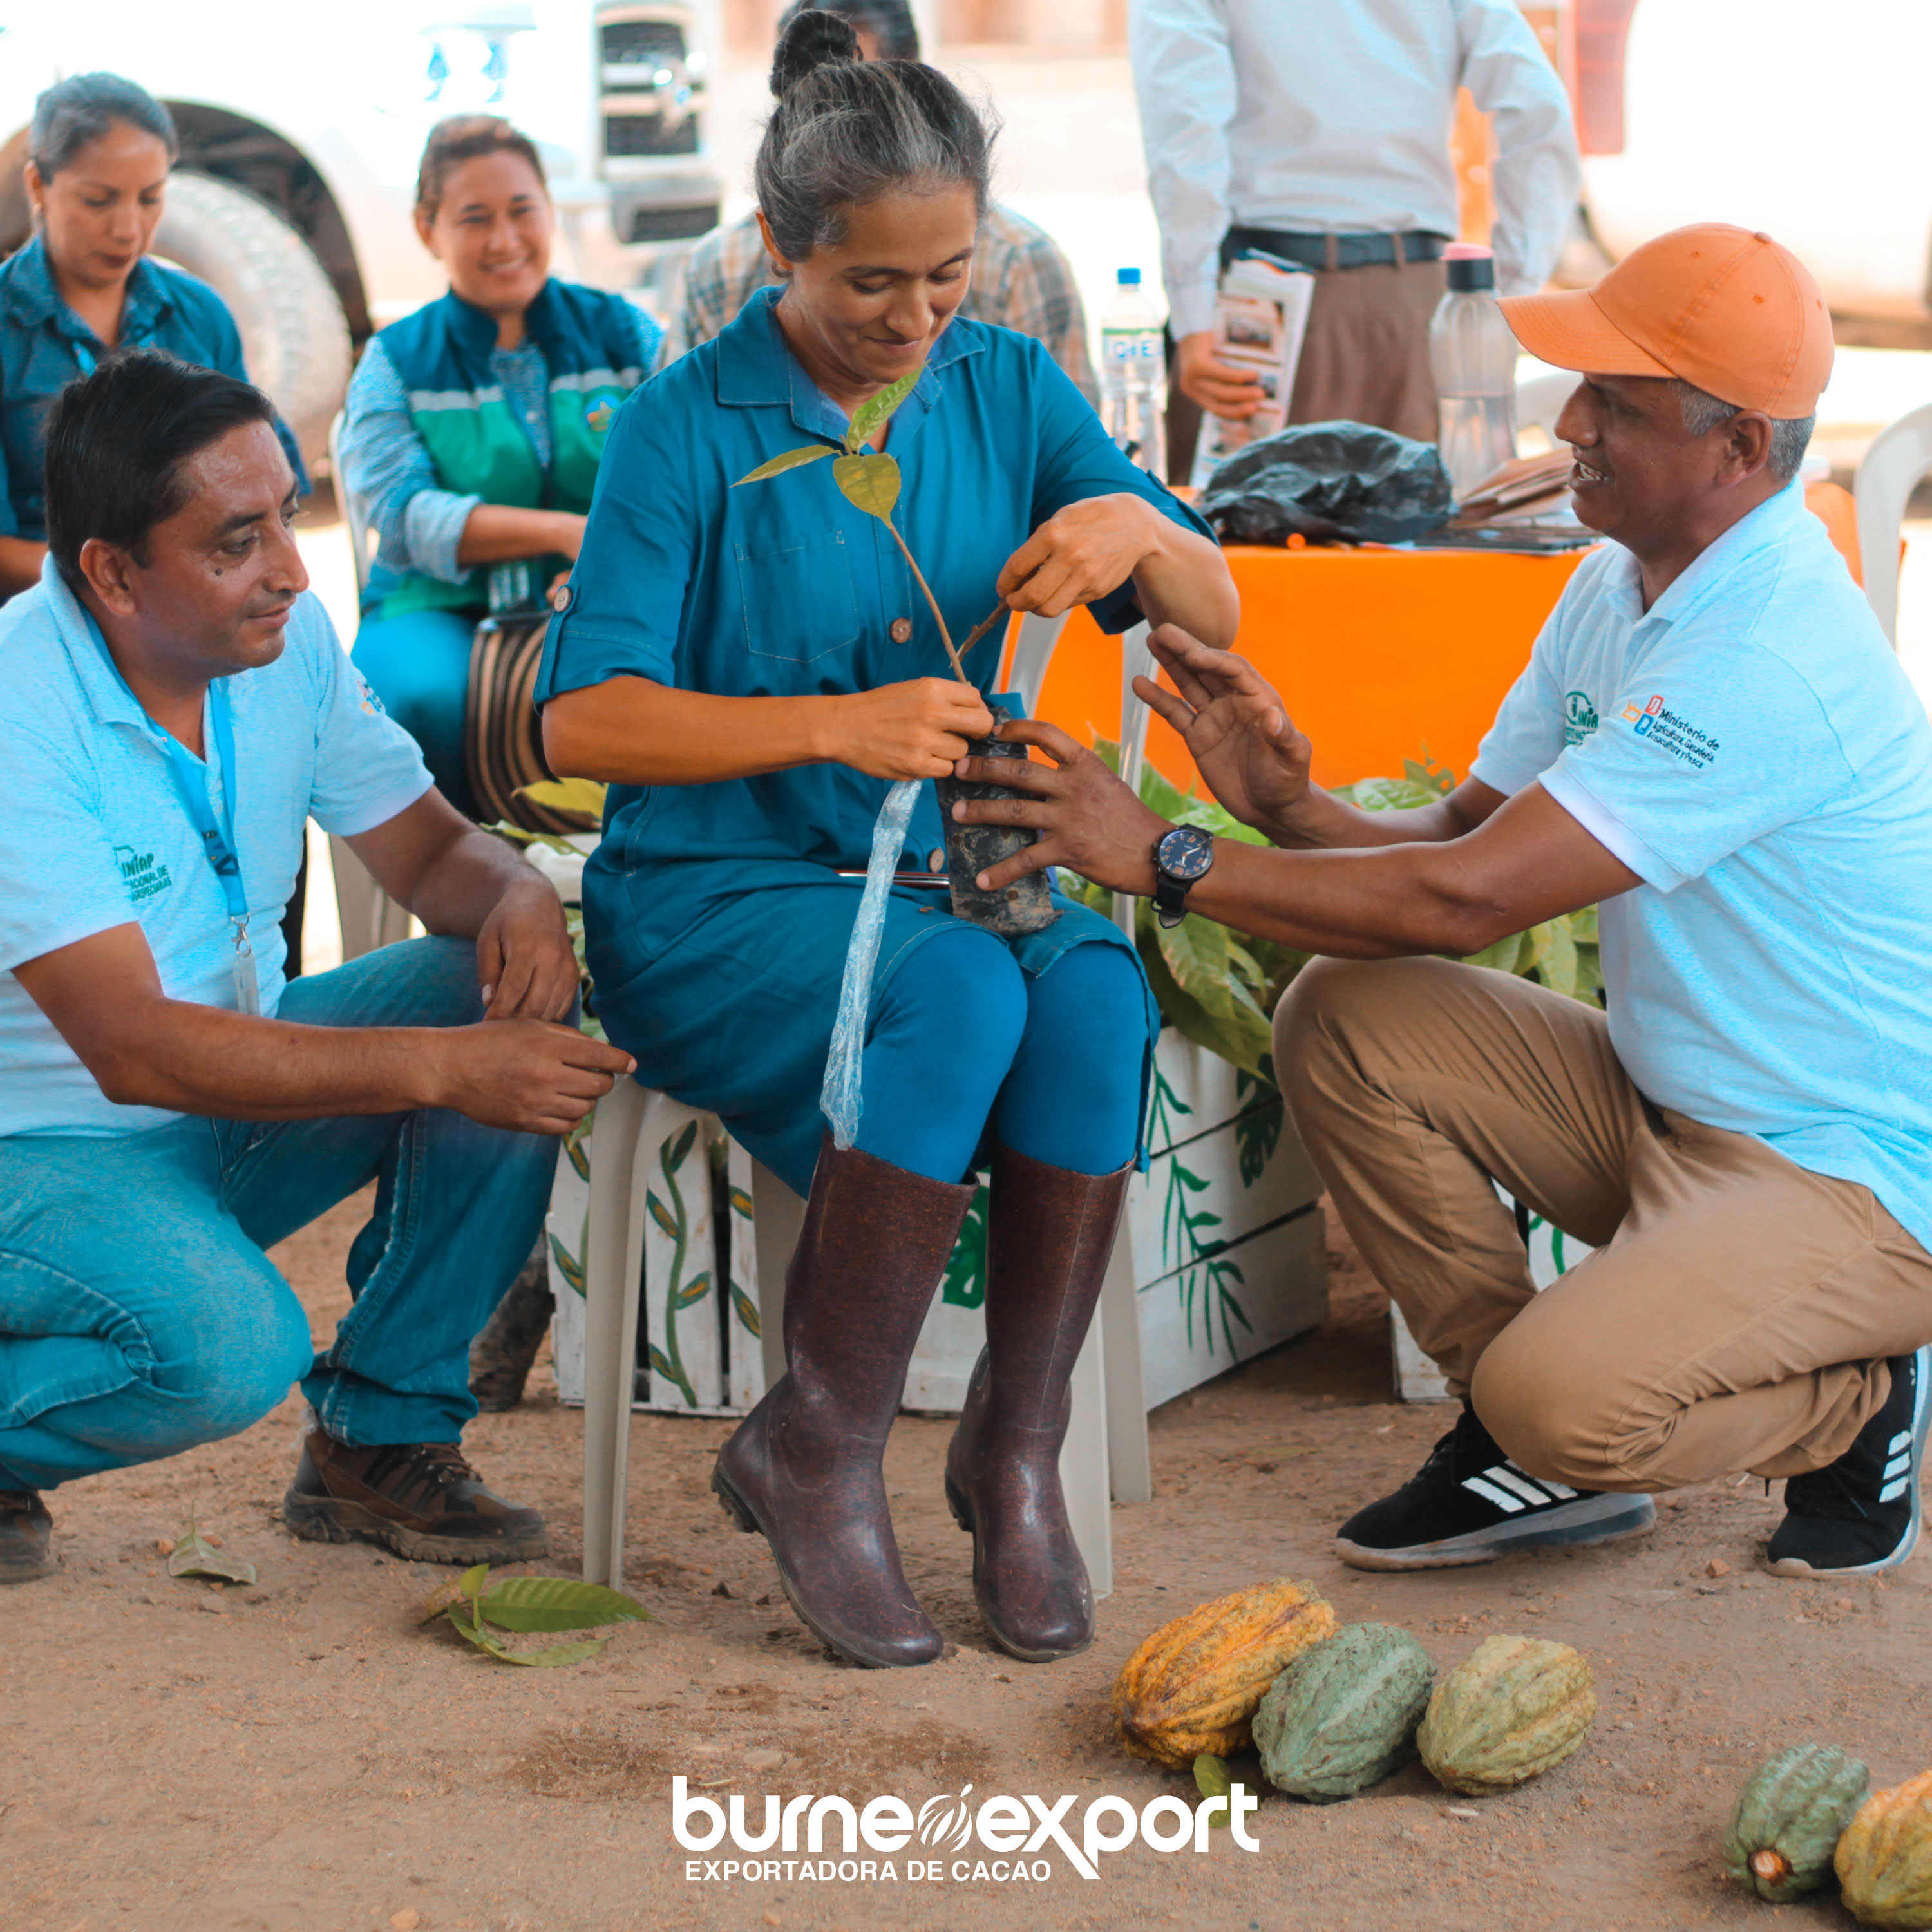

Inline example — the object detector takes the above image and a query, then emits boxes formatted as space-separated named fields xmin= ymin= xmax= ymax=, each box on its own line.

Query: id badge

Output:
xmin=232 ymin=922 xmax=261 ymax=1018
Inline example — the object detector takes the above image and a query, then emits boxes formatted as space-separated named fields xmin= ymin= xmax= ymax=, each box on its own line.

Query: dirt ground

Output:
xmin=6 ymin=1194 xmax=1927 ymax=1932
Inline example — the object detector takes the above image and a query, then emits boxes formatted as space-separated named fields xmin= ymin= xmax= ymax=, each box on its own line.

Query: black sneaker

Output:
xmin=1768 ymin=1347 xmax=1930 ymax=1578
xmin=1335 ymin=1406 xmax=1656 ymax=1571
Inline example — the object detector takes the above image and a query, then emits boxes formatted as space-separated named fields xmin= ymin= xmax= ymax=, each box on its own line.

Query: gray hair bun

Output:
xmin=770 ymin=9 xmax=862 ymax=96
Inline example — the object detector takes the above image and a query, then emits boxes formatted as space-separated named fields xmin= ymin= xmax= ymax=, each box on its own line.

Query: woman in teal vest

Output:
xmin=339 ymin=115 xmax=661 ymax=817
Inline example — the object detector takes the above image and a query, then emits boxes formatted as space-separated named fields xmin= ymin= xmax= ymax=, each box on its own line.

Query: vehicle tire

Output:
xmin=151 ymin=171 xmax=352 ymax=478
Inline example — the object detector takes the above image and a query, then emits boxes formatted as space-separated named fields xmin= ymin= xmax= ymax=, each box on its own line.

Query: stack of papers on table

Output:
xmin=1415 ymin=451 xmax=1596 ymax=551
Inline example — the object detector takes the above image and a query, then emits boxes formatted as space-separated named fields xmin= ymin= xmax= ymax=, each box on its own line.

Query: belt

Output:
xmin=1222 ymin=226 xmax=1450 ymax=272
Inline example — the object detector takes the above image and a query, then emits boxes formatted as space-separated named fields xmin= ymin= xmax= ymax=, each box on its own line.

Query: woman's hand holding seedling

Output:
xmin=833 ymin=676 xmax=994 ymax=780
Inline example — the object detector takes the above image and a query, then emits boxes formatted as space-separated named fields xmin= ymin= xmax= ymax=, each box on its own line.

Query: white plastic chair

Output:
xmin=1854 ymin=401 xmax=1932 ymax=647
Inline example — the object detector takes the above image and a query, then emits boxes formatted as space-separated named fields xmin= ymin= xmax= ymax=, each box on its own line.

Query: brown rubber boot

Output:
xmin=468 ymin=1243 xmax=556 ymax=1412
xmin=0 ymin=1488 xmax=56 ymax=1584
xmin=945 ymin=1144 xmax=1132 ymax=1662
xmin=712 ymin=1138 xmax=973 ymax=1668
xmin=283 ymin=1431 xmax=549 ymax=1564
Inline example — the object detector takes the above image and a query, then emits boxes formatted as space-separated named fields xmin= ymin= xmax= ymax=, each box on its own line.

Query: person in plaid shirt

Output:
xmin=674 ymin=1 xmax=1099 ymax=405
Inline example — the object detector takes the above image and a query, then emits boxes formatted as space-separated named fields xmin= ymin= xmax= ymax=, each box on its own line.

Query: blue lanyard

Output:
xmin=82 ymin=611 xmax=260 ymax=1013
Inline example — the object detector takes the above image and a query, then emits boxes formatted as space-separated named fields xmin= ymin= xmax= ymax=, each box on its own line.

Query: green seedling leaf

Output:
xmin=727 ymin=1186 xmax=755 ymax=1220
xmin=730 ymin=1281 xmax=762 ymax=1337
xmin=674 ymin=1269 xmax=713 ymax=1307
xmin=735 ymin=445 xmax=836 ymax=486
xmin=844 ymin=366 xmax=922 ymax=453
xmin=475 ymin=1575 xmax=654 ymax=1633
xmin=514 ymin=776 xmax=608 ymax=820
xmin=1194 ymin=1754 xmax=1234 ymax=1825
xmin=647 ymin=1192 xmax=679 ymax=1239
xmin=167 ymin=1510 xmax=256 ymax=1587
xmin=833 ymin=451 xmax=901 ymax=520
xmin=666 ymin=1119 xmax=699 ymax=1173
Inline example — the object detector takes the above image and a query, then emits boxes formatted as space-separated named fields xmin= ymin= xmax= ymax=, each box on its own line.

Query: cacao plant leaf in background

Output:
xmin=166 ymin=1508 xmax=256 ymax=1587
xmin=1067 ymin=743 xmax=1604 ymax=1089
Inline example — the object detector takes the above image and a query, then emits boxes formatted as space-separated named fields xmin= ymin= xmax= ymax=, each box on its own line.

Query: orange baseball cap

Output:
xmin=1499 ymin=223 xmax=1833 ymax=419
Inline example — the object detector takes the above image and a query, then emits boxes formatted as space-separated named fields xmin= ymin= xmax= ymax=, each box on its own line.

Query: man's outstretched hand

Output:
xmin=947 ymin=720 xmax=1173 ymax=895
xmin=1137 ymin=626 xmax=1315 ymax=844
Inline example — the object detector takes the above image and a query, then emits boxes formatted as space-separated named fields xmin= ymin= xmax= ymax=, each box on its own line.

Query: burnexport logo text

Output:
xmin=672 ymin=1775 xmax=1260 ymax=1884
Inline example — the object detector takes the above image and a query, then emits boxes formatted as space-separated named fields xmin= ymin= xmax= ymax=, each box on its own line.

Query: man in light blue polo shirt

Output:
xmin=0 ymin=348 xmax=632 ymax=1584
xmin=947 ymin=224 xmax=1932 ymax=1582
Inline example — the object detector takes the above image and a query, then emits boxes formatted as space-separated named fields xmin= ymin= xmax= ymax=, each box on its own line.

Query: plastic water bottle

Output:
xmin=1099 ymin=267 xmax=1166 ymax=475
xmin=1430 ymin=243 xmax=1518 ymax=500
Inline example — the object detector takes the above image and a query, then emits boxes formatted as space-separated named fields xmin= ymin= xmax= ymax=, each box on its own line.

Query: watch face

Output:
xmin=1158 ymin=826 xmax=1214 ymax=881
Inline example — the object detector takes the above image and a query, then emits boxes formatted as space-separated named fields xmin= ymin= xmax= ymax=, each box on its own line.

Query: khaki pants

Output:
xmin=1275 ymin=956 xmax=1932 ymax=1493
xmin=1286 ymin=257 xmax=1445 ymax=444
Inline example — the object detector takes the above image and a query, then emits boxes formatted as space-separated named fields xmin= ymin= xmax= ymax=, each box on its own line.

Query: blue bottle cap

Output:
xmin=1117 ymin=267 xmax=1141 ymax=285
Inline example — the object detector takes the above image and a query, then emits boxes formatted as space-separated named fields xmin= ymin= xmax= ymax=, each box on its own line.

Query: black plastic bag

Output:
xmin=1197 ymin=421 xmax=1454 ymax=545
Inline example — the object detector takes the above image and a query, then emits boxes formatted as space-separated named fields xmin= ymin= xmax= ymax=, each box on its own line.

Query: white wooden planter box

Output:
xmin=1390 ymin=1191 xmax=1597 ymax=1401
xmin=548 ymin=1029 xmax=1328 ymax=1418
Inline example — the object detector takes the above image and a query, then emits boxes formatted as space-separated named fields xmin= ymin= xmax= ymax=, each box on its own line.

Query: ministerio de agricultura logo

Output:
xmin=671 ymin=1772 xmax=1261 ymax=1888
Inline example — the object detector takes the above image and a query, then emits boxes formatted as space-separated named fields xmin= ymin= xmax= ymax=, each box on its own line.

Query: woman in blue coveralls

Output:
xmin=540 ymin=13 xmax=1238 ymax=1671
xmin=0 ymin=73 xmax=307 ymax=602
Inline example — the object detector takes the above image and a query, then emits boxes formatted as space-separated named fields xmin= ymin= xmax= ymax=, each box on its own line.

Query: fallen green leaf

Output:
xmin=833 ymin=451 xmax=901 ymax=520
xmin=734 ymin=445 xmax=835 ymax=486
xmin=1194 ymin=1753 xmax=1234 ymax=1824
xmin=167 ymin=1510 xmax=256 ymax=1587
xmin=449 ymin=1597 xmax=609 ymax=1669
xmin=475 ymin=1575 xmax=654 ymax=1633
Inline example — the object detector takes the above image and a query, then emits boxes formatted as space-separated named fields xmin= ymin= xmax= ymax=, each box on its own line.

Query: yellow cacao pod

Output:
xmin=1416 ymin=1633 xmax=1596 ymax=1796
xmin=1837 ymin=1770 xmax=1932 ymax=1929
xmin=1112 ymin=1578 xmax=1337 ymax=1770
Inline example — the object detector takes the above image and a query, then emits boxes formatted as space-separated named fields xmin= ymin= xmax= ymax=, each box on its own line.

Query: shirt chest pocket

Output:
xmin=735 ymin=530 xmax=861 ymax=664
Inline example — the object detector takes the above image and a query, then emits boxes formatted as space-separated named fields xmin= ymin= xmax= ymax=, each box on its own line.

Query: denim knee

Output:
xmin=145 ymin=1264 xmax=314 ymax=1447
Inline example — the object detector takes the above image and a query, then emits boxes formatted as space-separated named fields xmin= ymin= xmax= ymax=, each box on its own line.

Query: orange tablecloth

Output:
xmin=1016 ymin=486 xmax=1862 ymax=797
xmin=1021 ymin=545 xmax=1589 ymax=793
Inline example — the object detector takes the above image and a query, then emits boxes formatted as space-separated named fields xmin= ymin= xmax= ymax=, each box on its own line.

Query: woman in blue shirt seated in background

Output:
xmin=540 ymin=14 xmax=1237 ymax=1673
xmin=338 ymin=115 xmax=660 ymax=819
xmin=0 ymin=71 xmax=306 ymax=602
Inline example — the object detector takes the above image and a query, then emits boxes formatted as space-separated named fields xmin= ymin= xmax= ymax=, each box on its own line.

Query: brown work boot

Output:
xmin=713 ymin=1137 xmax=973 ymax=1668
xmin=0 ymin=1488 xmax=56 ymax=1584
xmin=283 ymin=1430 xmax=549 ymax=1564
xmin=945 ymin=1144 xmax=1132 ymax=1662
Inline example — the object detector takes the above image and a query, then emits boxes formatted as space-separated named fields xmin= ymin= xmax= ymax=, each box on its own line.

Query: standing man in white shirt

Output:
xmin=1133 ymin=0 xmax=1580 ymax=467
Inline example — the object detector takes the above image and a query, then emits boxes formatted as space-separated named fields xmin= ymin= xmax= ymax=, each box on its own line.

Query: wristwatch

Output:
xmin=1152 ymin=826 xmax=1215 ymax=928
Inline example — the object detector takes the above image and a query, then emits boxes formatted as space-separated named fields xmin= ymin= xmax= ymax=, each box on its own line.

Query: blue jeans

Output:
xmin=351 ymin=606 xmax=478 ymax=819
xmin=849 ymin=923 xmax=1147 ymax=1188
xmin=0 ymin=938 xmax=555 ymax=1491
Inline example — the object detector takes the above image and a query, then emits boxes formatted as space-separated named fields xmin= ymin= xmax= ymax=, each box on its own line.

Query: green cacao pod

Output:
xmin=1724 ymin=1743 xmax=1870 ymax=1901
xmin=1416 ymin=1633 xmax=1595 ymax=1796
xmin=1252 ymin=1622 xmax=1435 ymax=1803
xmin=1837 ymin=1770 xmax=1932 ymax=1929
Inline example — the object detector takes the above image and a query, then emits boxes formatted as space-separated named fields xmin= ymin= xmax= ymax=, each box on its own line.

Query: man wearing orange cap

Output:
xmin=949 ymin=225 xmax=1932 ymax=1582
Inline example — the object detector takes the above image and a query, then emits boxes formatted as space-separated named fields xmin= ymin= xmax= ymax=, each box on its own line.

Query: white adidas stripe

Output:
xmin=1882 ymin=1477 xmax=1912 ymax=1502
xmin=1463 ymin=1475 xmax=1527 ymax=1513
xmin=1884 ymin=1453 xmax=1913 ymax=1482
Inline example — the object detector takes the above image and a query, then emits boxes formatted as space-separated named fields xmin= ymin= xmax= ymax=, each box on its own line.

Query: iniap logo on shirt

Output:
xmin=114 ymin=844 xmax=173 ymax=905
xmin=1563 ymin=690 xmax=1598 ymax=745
